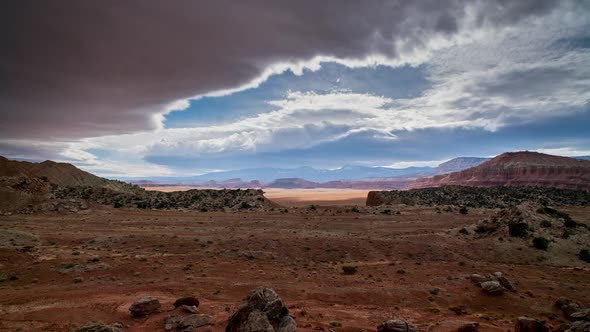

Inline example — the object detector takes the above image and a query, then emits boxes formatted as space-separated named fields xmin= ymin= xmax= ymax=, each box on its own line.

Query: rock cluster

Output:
xmin=470 ymin=272 xmax=516 ymax=294
xmin=129 ymin=296 xmax=161 ymax=317
xmin=226 ymin=287 xmax=296 ymax=332
xmin=555 ymin=298 xmax=590 ymax=331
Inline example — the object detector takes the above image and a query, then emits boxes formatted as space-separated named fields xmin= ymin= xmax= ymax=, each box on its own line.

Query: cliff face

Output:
xmin=409 ymin=152 xmax=590 ymax=191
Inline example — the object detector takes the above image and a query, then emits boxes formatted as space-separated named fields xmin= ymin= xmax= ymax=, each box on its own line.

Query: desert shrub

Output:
xmin=540 ymin=220 xmax=552 ymax=228
xmin=561 ymin=229 xmax=571 ymax=239
xmin=200 ymin=207 xmax=208 ymax=212
xmin=564 ymin=218 xmax=577 ymax=228
xmin=459 ymin=206 xmax=469 ymax=214
xmin=532 ymin=237 xmax=550 ymax=250
xmin=475 ymin=223 xmax=497 ymax=234
xmin=579 ymin=249 xmax=590 ymax=263
xmin=329 ymin=322 xmax=342 ymax=328
xmin=382 ymin=209 xmax=391 ymax=215
xmin=239 ymin=202 xmax=251 ymax=209
xmin=113 ymin=201 xmax=123 ymax=208
xmin=458 ymin=228 xmax=469 ymax=235
xmin=509 ymin=222 xmax=529 ymax=237
xmin=351 ymin=207 xmax=361 ymax=213
xmin=341 ymin=266 xmax=358 ymax=275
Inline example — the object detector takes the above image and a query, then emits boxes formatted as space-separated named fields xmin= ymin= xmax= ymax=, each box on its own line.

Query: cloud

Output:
xmin=0 ymin=0 xmax=566 ymax=142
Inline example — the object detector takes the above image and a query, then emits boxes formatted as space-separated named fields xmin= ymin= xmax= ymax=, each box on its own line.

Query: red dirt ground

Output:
xmin=0 ymin=202 xmax=588 ymax=331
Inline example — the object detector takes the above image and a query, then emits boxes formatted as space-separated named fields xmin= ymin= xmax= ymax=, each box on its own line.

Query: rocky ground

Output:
xmin=0 ymin=202 xmax=588 ymax=331
xmin=366 ymin=186 xmax=590 ymax=208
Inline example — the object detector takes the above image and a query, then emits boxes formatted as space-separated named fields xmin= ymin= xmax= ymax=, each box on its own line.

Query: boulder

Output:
xmin=514 ymin=316 xmax=549 ymax=332
xmin=129 ymin=296 xmax=161 ymax=317
xmin=457 ymin=322 xmax=479 ymax=332
xmin=165 ymin=314 xmax=211 ymax=331
xmin=377 ymin=319 xmax=418 ymax=332
xmin=173 ymin=296 xmax=200 ymax=308
xmin=480 ymin=281 xmax=504 ymax=295
xmin=226 ymin=287 xmax=295 ymax=332
xmin=73 ymin=322 xmax=123 ymax=332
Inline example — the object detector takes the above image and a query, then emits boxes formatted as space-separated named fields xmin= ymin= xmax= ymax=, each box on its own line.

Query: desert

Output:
xmin=2 ymin=2 xmax=590 ymax=331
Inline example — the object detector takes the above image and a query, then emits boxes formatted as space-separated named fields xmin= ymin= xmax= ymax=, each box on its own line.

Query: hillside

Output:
xmin=410 ymin=152 xmax=590 ymax=190
xmin=0 ymin=156 xmax=137 ymax=192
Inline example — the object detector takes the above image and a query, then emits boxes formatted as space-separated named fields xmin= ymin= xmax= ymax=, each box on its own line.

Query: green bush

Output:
xmin=509 ymin=222 xmax=529 ymax=237
xmin=532 ymin=237 xmax=550 ymax=250
xmin=341 ymin=266 xmax=358 ymax=275
xmin=579 ymin=249 xmax=590 ymax=263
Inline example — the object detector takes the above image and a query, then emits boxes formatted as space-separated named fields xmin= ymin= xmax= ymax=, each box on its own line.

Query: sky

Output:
xmin=1 ymin=1 xmax=589 ymax=177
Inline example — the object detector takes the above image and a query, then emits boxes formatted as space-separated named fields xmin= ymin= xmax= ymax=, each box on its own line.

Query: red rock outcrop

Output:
xmin=409 ymin=152 xmax=590 ymax=191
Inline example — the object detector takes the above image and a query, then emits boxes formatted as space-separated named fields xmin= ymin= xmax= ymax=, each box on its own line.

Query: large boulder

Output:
xmin=129 ymin=296 xmax=161 ymax=317
xmin=226 ymin=287 xmax=295 ymax=332
xmin=377 ymin=319 xmax=418 ymax=332
xmin=514 ymin=317 xmax=549 ymax=332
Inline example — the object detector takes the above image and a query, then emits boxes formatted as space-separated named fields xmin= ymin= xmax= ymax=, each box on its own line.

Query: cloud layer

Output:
xmin=1 ymin=1 xmax=589 ymax=176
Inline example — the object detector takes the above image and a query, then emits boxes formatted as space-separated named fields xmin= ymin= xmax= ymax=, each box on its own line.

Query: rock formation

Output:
xmin=409 ymin=152 xmax=590 ymax=191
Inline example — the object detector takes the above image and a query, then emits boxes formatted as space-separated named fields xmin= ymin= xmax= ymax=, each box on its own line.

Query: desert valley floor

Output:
xmin=0 ymin=191 xmax=588 ymax=331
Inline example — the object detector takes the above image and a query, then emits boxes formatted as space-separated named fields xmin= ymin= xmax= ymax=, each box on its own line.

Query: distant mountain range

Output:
xmin=125 ymin=157 xmax=491 ymax=188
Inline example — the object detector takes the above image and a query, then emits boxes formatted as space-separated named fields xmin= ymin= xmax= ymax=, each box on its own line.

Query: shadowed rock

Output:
xmin=173 ymin=296 xmax=200 ymax=308
xmin=226 ymin=287 xmax=296 ymax=332
xmin=514 ymin=317 xmax=549 ymax=332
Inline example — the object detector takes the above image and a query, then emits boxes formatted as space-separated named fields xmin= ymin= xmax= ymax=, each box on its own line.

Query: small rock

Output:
xmin=457 ymin=322 xmax=479 ymax=332
xmin=480 ymin=281 xmax=504 ymax=295
xmin=173 ymin=296 xmax=200 ymax=308
xmin=181 ymin=305 xmax=198 ymax=314
xmin=377 ymin=319 xmax=418 ymax=332
xmin=514 ymin=316 xmax=549 ymax=332
xmin=129 ymin=296 xmax=161 ymax=317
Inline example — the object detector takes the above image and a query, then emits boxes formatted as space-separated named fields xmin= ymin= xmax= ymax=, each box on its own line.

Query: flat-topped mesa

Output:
xmin=366 ymin=186 xmax=590 ymax=208
xmin=409 ymin=151 xmax=590 ymax=191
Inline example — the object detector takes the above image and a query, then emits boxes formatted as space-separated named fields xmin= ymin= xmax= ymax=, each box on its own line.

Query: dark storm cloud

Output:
xmin=0 ymin=0 xmax=560 ymax=141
